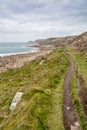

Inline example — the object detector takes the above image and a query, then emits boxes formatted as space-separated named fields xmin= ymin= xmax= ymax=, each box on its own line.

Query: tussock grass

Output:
xmin=0 ymin=49 xmax=69 ymax=130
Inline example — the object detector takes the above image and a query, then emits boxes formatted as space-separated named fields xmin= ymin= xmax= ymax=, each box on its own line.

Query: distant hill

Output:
xmin=35 ymin=36 xmax=76 ymax=48
xmin=34 ymin=32 xmax=87 ymax=54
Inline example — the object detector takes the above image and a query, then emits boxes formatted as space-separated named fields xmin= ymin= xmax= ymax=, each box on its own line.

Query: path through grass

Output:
xmin=67 ymin=46 xmax=87 ymax=130
xmin=0 ymin=49 xmax=69 ymax=130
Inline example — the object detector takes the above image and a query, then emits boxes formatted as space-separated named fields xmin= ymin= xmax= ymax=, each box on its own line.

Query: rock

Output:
xmin=40 ymin=60 xmax=44 ymax=65
xmin=75 ymin=122 xmax=80 ymax=127
xmin=9 ymin=92 xmax=23 ymax=111
xmin=70 ymin=125 xmax=79 ymax=130
xmin=66 ymin=107 xmax=70 ymax=111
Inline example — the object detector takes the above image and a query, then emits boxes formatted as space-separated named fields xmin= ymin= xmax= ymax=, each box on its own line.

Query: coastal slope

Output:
xmin=0 ymin=31 xmax=87 ymax=130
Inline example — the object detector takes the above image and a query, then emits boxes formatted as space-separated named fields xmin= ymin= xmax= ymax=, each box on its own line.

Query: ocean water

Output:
xmin=0 ymin=42 xmax=39 ymax=57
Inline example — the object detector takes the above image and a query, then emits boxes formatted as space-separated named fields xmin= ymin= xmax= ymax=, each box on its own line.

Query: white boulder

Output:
xmin=9 ymin=92 xmax=23 ymax=111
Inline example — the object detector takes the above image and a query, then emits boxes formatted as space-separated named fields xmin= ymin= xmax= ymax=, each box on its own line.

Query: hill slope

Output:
xmin=0 ymin=49 xmax=69 ymax=130
xmin=0 ymin=31 xmax=87 ymax=130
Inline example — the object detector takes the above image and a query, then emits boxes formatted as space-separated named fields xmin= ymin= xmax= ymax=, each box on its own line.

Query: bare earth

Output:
xmin=63 ymin=55 xmax=82 ymax=130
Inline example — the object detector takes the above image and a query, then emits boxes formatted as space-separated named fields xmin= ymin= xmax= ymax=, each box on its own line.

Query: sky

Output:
xmin=0 ymin=0 xmax=87 ymax=42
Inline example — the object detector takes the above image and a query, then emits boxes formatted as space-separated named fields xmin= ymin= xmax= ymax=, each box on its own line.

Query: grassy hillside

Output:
xmin=0 ymin=31 xmax=87 ymax=130
xmin=0 ymin=49 xmax=69 ymax=130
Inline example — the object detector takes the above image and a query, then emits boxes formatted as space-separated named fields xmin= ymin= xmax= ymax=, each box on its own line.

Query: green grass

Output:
xmin=0 ymin=49 xmax=69 ymax=130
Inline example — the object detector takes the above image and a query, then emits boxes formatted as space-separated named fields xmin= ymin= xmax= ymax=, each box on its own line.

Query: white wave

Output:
xmin=0 ymin=49 xmax=39 ymax=57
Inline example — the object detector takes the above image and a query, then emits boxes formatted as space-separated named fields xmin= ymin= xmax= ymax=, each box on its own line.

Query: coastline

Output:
xmin=0 ymin=44 xmax=54 ymax=73
xmin=0 ymin=42 xmax=39 ymax=57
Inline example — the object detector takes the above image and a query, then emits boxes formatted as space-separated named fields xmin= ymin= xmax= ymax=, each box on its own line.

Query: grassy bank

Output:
xmin=0 ymin=49 xmax=69 ymax=130
xmin=71 ymin=73 xmax=87 ymax=130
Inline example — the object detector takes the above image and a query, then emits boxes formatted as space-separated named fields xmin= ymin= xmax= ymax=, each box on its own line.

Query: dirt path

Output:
xmin=63 ymin=55 xmax=82 ymax=130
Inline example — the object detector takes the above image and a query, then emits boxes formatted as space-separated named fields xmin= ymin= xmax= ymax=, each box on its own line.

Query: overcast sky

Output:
xmin=0 ymin=0 xmax=87 ymax=42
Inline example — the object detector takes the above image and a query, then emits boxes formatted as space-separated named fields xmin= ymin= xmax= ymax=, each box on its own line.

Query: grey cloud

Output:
xmin=0 ymin=0 xmax=87 ymax=21
xmin=0 ymin=0 xmax=87 ymax=41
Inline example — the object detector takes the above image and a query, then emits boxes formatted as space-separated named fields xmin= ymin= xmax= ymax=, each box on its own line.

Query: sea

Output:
xmin=0 ymin=42 xmax=39 ymax=57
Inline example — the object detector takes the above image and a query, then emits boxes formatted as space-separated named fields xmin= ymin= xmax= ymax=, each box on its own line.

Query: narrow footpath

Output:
xmin=63 ymin=55 xmax=82 ymax=130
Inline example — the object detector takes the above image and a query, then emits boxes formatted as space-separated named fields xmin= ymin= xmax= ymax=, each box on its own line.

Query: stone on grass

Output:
xmin=40 ymin=60 xmax=44 ymax=65
xmin=9 ymin=92 xmax=23 ymax=111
